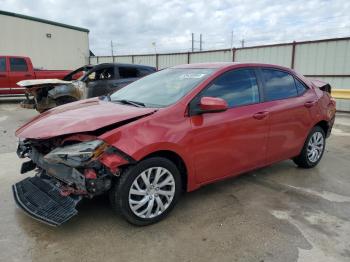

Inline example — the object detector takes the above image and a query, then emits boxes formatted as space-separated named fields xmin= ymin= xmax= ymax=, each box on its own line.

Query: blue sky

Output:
xmin=1 ymin=0 xmax=349 ymax=55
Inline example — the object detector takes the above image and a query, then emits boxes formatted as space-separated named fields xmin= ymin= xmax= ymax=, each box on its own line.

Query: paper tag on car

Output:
xmin=179 ymin=73 xmax=206 ymax=79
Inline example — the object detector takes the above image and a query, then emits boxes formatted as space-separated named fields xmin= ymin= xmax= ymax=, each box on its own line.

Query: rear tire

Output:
xmin=293 ymin=126 xmax=326 ymax=168
xmin=109 ymin=157 xmax=182 ymax=226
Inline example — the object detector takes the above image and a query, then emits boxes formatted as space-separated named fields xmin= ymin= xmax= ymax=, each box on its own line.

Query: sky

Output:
xmin=1 ymin=0 xmax=350 ymax=55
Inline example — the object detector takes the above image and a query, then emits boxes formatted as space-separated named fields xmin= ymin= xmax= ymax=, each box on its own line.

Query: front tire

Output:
xmin=109 ymin=157 xmax=182 ymax=226
xmin=293 ymin=126 xmax=326 ymax=168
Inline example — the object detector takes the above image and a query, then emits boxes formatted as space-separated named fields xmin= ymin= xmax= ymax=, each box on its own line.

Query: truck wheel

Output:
xmin=109 ymin=157 xmax=182 ymax=226
xmin=55 ymin=96 xmax=77 ymax=106
xmin=293 ymin=126 xmax=326 ymax=168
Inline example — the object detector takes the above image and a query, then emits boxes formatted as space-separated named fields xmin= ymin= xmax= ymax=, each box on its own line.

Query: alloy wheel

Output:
xmin=128 ymin=167 xmax=175 ymax=219
xmin=307 ymin=131 xmax=324 ymax=163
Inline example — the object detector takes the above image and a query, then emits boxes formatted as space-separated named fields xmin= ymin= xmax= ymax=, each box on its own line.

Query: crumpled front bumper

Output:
xmin=12 ymin=176 xmax=81 ymax=226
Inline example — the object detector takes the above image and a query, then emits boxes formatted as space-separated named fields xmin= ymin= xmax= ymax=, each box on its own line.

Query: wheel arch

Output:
xmin=48 ymin=85 xmax=81 ymax=100
xmin=314 ymin=120 xmax=329 ymax=136
xmin=140 ymin=150 xmax=188 ymax=192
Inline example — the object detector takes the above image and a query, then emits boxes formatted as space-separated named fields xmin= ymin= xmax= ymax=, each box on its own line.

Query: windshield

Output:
xmin=110 ymin=68 xmax=215 ymax=107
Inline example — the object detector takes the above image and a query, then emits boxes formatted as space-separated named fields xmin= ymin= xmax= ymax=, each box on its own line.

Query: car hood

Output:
xmin=16 ymin=98 xmax=157 ymax=139
xmin=17 ymin=79 xmax=73 ymax=88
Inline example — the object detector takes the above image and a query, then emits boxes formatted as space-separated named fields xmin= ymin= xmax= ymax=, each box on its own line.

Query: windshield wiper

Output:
xmin=113 ymin=99 xmax=145 ymax=107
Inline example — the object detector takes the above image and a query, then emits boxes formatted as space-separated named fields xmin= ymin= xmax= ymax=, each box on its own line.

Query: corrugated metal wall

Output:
xmin=294 ymin=40 xmax=350 ymax=75
xmin=90 ymin=37 xmax=350 ymax=111
xmin=133 ymin=55 xmax=156 ymax=67
xmin=159 ymin=53 xmax=188 ymax=68
xmin=190 ymin=50 xmax=232 ymax=63
xmin=235 ymin=45 xmax=293 ymax=67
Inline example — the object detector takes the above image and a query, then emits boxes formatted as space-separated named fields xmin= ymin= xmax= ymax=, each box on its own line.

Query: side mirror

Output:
xmin=198 ymin=96 xmax=228 ymax=114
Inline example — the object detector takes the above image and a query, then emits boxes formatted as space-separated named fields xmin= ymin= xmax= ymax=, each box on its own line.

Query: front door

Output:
xmin=189 ymin=69 xmax=269 ymax=184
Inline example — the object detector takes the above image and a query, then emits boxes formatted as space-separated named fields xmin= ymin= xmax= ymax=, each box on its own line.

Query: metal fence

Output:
xmin=90 ymin=37 xmax=350 ymax=111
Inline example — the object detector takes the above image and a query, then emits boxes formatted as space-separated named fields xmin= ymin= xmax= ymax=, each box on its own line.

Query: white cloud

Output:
xmin=0 ymin=0 xmax=350 ymax=55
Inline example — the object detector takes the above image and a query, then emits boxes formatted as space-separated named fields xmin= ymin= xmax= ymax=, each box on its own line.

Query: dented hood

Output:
xmin=16 ymin=98 xmax=157 ymax=139
xmin=17 ymin=79 xmax=72 ymax=88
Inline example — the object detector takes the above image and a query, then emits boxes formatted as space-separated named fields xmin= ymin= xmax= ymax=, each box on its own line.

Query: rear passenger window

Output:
xmin=10 ymin=58 xmax=28 ymax=72
xmin=201 ymin=69 xmax=259 ymax=108
xmin=0 ymin=58 xmax=6 ymax=72
xmin=119 ymin=67 xmax=138 ymax=78
xmin=261 ymin=69 xmax=297 ymax=101
xmin=295 ymin=78 xmax=308 ymax=94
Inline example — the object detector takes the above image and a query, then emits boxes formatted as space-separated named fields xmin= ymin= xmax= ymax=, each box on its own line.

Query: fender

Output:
xmin=48 ymin=84 xmax=82 ymax=100
xmin=98 ymin=109 xmax=199 ymax=191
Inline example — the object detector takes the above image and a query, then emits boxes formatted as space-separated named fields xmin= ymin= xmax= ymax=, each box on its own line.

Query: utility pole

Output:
xmin=111 ymin=40 xmax=114 ymax=56
xmin=230 ymin=30 xmax=234 ymax=49
xmin=199 ymin=34 xmax=202 ymax=51
xmin=191 ymin=33 xmax=194 ymax=52
xmin=240 ymin=39 xmax=245 ymax=48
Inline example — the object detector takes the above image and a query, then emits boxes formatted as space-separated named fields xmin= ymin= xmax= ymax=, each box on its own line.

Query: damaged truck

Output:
xmin=19 ymin=63 xmax=156 ymax=112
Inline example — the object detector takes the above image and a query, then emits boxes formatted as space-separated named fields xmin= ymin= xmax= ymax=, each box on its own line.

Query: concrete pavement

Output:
xmin=1 ymin=98 xmax=350 ymax=262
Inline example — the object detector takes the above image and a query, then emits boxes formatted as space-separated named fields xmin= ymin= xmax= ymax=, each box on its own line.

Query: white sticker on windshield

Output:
xmin=179 ymin=73 xmax=206 ymax=79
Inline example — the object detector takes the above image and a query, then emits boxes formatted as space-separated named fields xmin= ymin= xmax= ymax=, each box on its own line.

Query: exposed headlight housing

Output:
xmin=44 ymin=140 xmax=106 ymax=167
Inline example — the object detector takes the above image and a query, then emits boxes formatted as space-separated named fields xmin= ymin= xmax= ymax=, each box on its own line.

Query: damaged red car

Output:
xmin=13 ymin=62 xmax=336 ymax=226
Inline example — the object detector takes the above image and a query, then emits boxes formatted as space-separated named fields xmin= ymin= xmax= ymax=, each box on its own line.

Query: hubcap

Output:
xmin=128 ymin=167 xmax=175 ymax=219
xmin=307 ymin=132 xmax=324 ymax=163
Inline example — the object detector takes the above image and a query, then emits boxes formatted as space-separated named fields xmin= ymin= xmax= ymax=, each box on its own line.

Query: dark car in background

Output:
xmin=19 ymin=63 xmax=156 ymax=112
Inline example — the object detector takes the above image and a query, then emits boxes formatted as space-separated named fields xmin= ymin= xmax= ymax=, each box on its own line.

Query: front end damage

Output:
xmin=13 ymin=135 xmax=131 ymax=226
xmin=18 ymin=80 xmax=86 ymax=112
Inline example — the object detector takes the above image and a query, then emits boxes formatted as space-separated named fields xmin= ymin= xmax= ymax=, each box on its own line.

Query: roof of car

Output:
xmin=172 ymin=62 xmax=292 ymax=71
xmin=93 ymin=63 xmax=156 ymax=70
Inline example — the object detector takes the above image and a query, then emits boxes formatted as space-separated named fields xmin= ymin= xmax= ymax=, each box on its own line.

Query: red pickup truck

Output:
xmin=0 ymin=56 xmax=72 ymax=95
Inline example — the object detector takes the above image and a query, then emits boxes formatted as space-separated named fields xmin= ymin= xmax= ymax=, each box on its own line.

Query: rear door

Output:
xmin=258 ymin=68 xmax=318 ymax=163
xmin=8 ymin=57 xmax=34 ymax=94
xmin=189 ymin=68 xmax=269 ymax=183
xmin=0 ymin=57 xmax=10 ymax=94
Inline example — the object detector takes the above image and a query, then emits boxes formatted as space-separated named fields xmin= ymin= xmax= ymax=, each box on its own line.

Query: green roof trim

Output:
xmin=0 ymin=10 xmax=89 ymax=33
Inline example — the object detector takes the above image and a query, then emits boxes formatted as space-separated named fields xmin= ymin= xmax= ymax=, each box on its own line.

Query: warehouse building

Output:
xmin=0 ymin=10 xmax=89 ymax=70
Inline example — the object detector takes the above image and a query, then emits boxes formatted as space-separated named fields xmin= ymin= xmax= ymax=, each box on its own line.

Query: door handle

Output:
xmin=253 ymin=111 xmax=269 ymax=120
xmin=304 ymin=101 xmax=316 ymax=108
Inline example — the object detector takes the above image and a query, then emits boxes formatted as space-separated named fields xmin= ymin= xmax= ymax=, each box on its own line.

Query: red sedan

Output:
xmin=13 ymin=62 xmax=336 ymax=226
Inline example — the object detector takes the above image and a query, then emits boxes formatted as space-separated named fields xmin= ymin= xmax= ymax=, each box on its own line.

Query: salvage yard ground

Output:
xmin=0 ymin=97 xmax=350 ymax=262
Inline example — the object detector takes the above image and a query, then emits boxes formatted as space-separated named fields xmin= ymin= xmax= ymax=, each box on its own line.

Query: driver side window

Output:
xmin=201 ymin=69 xmax=260 ymax=108
xmin=87 ymin=67 xmax=115 ymax=82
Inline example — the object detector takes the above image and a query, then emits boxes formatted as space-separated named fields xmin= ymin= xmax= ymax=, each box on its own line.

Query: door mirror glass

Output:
xmin=199 ymin=96 xmax=228 ymax=113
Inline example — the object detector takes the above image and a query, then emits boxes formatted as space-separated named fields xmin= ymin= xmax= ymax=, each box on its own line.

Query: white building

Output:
xmin=0 ymin=10 xmax=89 ymax=70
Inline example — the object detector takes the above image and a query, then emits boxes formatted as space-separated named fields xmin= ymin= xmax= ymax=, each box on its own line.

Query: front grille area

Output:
xmin=12 ymin=176 xmax=80 ymax=226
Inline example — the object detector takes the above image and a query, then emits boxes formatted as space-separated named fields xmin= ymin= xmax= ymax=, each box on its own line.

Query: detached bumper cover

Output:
xmin=12 ymin=176 xmax=81 ymax=226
